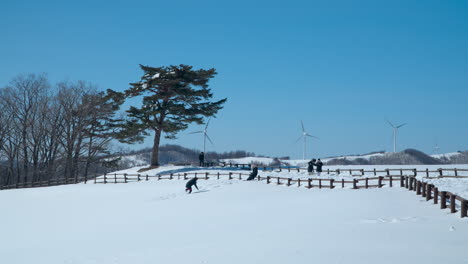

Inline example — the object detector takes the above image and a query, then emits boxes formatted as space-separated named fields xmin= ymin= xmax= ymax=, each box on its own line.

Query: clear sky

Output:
xmin=1 ymin=0 xmax=467 ymax=159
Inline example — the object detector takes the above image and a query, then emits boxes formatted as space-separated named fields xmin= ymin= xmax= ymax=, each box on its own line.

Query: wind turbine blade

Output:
xmin=205 ymin=134 xmax=214 ymax=145
xmin=301 ymin=121 xmax=305 ymax=132
xmin=386 ymin=119 xmax=395 ymax=128
xmin=188 ymin=131 xmax=203 ymax=134
xmin=295 ymin=135 xmax=304 ymax=143
xmin=397 ymin=123 xmax=407 ymax=128
xmin=306 ymin=135 xmax=320 ymax=139
xmin=205 ymin=118 xmax=211 ymax=130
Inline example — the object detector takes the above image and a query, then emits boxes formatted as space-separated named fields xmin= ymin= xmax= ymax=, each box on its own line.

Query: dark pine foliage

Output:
xmin=113 ymin=64 xmax=227 ymax=167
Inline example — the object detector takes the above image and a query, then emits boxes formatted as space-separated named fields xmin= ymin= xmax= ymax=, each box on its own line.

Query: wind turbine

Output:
xmin=295 ymin=121 xmax=319 ymax=160
xmin=433 ymin=144 xmax=440 ymax=154
xmin=189 ymin=118 xmax=214 ymax=153
xmin=386 ymin=119 xmax=407 ymax=153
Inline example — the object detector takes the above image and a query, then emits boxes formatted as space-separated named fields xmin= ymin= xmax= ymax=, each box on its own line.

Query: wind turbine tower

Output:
xmin=296 ymin=121 xmax=319 ymax=160
xmin=386 ymin=119 xmax=407 ymax=153
xmin=189 ymin=118 xmax=214 ymax=153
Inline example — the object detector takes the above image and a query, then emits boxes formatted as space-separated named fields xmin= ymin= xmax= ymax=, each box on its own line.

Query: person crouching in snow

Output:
xmin=185 ymin=176 xmax=199 ymax=194
xmin=247 ymin=166 xmax=258 ymax=181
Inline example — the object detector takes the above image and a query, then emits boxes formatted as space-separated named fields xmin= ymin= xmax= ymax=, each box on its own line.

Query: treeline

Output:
xmin=0 ymin=74 xmax=120 ymax=186
xmin=115 ymin=144 xmax=257 ymax=169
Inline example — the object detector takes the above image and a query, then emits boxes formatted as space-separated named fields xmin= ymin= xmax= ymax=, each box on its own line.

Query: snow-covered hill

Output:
xmin=1 ymin=164 xmax=467 ymax=264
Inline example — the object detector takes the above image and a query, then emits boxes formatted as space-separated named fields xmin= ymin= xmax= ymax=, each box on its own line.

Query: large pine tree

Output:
xmin=115 ymin=64 xmax=227 ymax=167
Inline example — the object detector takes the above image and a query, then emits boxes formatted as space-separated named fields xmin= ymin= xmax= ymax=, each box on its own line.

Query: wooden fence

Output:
xmin=401 ymin=175 xmax=468 ymax=218
xmin=1 ymin=168 xmax=467 ymax=219
xmin=221 ymin=164 xmax=468 ymax=178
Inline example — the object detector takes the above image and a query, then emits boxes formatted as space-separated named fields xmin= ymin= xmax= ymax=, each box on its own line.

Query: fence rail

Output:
xmin=220 ymin=164 xmax=468 ymax=178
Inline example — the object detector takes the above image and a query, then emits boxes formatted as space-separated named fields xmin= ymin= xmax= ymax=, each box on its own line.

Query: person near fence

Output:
xmin=185 ymin=176 xmax=199 ymax=194
xmin=308 ymin=159 xmax=316 ymax=175
xmin=247 ymin=166 xmax=258 ymax=181
xmin=316 ymin=159 xmax=323 ymax=176
xmin=199 ymin=152 xmax=205 ymax=167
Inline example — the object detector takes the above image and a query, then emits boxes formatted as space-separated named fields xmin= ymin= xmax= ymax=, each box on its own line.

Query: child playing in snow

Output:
xmin=185 ymin=176 xmax=199 ymax=194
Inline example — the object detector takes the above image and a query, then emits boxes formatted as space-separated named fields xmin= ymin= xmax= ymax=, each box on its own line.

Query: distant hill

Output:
xmin=112 ymin=146 xmax=468 ymax=169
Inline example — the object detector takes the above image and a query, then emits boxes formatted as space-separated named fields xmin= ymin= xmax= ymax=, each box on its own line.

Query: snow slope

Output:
xmin=1 ymin=165 xmax=467 ymax=264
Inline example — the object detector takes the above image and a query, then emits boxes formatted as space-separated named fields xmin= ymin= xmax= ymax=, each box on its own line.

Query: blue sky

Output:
xmin=1 ymin=0 xmax=467 ymax=159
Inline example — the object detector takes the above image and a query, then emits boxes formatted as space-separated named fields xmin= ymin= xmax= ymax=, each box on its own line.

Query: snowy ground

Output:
xmin=1 ymin=165 xmax=468 ymax=264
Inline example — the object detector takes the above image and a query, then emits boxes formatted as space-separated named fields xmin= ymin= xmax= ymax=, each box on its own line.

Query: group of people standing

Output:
xmin=308 ymin=158 xmax=323 ymax=176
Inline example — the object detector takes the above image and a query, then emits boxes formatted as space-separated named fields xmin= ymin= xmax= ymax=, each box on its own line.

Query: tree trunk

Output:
xmin=151 ymin=130 xmax=161 ymax=167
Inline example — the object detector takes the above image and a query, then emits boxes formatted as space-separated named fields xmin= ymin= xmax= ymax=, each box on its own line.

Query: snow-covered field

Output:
xmin=1 ymin=165 xmax=468 ymax=264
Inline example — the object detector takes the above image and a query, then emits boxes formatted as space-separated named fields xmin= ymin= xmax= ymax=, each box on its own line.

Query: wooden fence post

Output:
xmin=386 ymin=169 xmax=390 ymax=177
xmin=433 ymin=188 xmax=438 ymax=204
xmin=229 ymin=172 xmax=232 ymax=180
xmin=422 ymin=182 xmax=427 ymax=197
xmin=450 ymin=194 xmax=457 ymax=213
xmin=461 ymin=199 xmax=467 ymax=218
xmin=319 ymin=179 xmax=322 ymax=189
xmin=378 ymin=176 xmax=383 ymax=188
xmin=298 ymin=179 xmax=301 ymax=187
xmin=400 ymin=169 xmax=403 ymax=176
xmin=413 ymin=169 xmax=417 ymax=177
xmin=336 ymin=169 xmax=340 ymax=175
xmin=239 ymin=173 xmax=242 ymax=180
xmin=103 ymin=174 xmax=107 ymax=184
xmin=308 ymin=178 xmax=312 ymax=189
xmin=409 ymin=177 xmax=413 ymax=190
xmin=353 ymin=179 xmax=357 ymax=189
xmin=114 ymin=173 xmax=117 ymax=183
xmin=277 ymin=177 xmax=281 ymax=185
xmin=400 ymin=176 xmax=404 ymax=187
xmin=426 ymin=184 xmax=432 ymax=201
xmin=416 ymin=181 xmax=421 ymax=195
xmin=170 ymin=173 xmax=173 ymax=180
xmin=184 ymin=173 xmax=187 ymax=180
xmin=205 ymin=172 xmax=209 ymax=180
xmin=438 ymin=168 xmax=443 ymax=177
xmin=287 ymin=178 xmax=292 ymax=186
xmin=425 ymin=168 xmax=429 ymax=177
xmin=267 ymin=176 xmax=270 ymax=184
xmin=330 ymin=179 xmax=334 ymax=189
xmin=341 ymin=179 xmax=344 ymax=188
xmin=146 ymin=174 xmax=149 ymax=181
xmin=405 ymin=176 xmax=409 ymax=189
xmin=137 ymin=174 xmax=141 ymax=181
xmin=389 ymin=176 xmax=393 ymax=187
xmin=454 ymin=168 xmax=458 ymax=177
xmin=440 ymin=191 xmax=447 ymax=209
xmin=365 ymin=178 xmax=368 ymax=189
xmin=327 ymin=169 xmax=330 ymax=175
xmin=361 ymin=169 xmax=364 ymax=176
xmin=217 ymin=172 xmax=220 ymax=180
xmin=124 ymin=173 xmax=128 ymax=183
xmin=373 ymin=168 xmax=377 ymax=176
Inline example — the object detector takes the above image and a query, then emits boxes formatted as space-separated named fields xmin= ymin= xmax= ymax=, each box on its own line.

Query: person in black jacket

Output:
xmin=247 ymin=166 xmax=258 ymax=181
xmin=315 ymin=159 xmax=323 ymax=176
xmin=199 ymin=152 xmax=205 ymax=167
xmin=185 ymin=177 xmax=199 ymax=194
xmin=308 ymin=159 xmax=316 ymax=175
